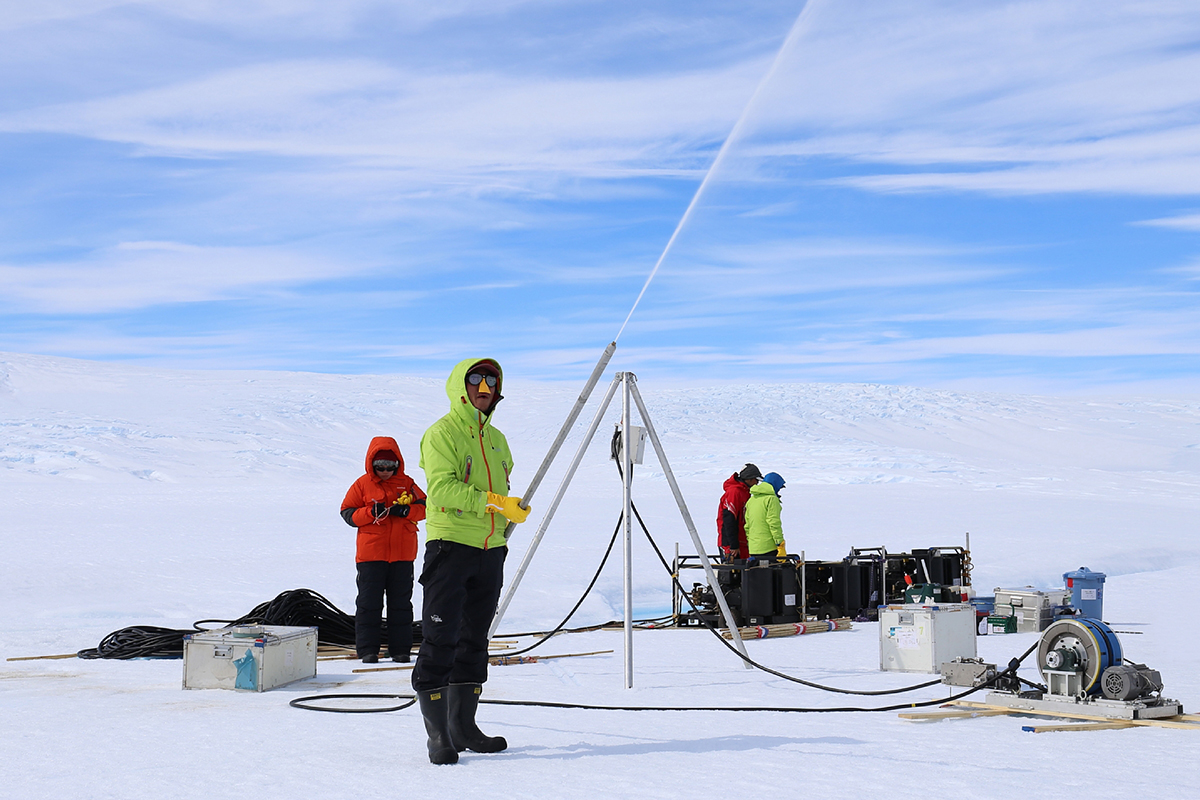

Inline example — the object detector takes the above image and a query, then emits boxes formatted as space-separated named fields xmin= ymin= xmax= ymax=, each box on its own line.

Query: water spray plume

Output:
xmin=504 ymin=4 xmax=821 ymax=557
xmin=614 ymin=0 xmax=821 ymax=343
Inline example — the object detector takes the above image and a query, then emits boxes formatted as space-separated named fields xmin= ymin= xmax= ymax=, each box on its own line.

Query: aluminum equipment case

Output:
xmin=993 ymin=587 xmax=1071 ymax=633
xmin=183 ymin=625 xmax=317 ymax=692
xmin=879 ymin=603 xmax=977 ymax=673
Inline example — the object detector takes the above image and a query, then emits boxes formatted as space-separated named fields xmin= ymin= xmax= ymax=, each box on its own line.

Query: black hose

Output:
xmin=491 ymin=516 xmax=623 ymax=658
xmin=291 ymin=635 xmax=1041 ymax=714
xmin=291 ymin=458 xmax=1045 ymax=715
xmin=631 ymin=497 xmax=944 ymax=696
xmin=609 ymin=454 xmax=948 ymax=696
xmin=78 ymin=588 xmax=403 ymax=659
xmin=76 ymin=625 xmax=196 ymax=660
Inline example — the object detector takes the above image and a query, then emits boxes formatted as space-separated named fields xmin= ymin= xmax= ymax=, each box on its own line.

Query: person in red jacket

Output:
xmin=340 ymin=437 xmax=427 ymax=663
xmin=716 ymin=463 xmax=762 ymax=561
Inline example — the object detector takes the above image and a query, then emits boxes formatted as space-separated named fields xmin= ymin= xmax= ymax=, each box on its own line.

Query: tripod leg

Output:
xmin=628 ymin=378 xmax=752 ymax=667
xmin=500 ymin=342 xmax=616 ymax=540
xmin=487 ymin=373 xmax=622 ymax=639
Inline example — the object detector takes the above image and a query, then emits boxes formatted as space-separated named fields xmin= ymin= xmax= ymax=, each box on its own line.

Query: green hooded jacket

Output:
xmin=744 ymin=481 xmax=783 ymax=555
xmin=419 ymin=357 xmax=514 ymax=550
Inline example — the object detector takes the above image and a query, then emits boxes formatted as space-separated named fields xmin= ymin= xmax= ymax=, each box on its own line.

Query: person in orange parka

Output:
xmin=340 ymin=436 xmax=427 ymax=663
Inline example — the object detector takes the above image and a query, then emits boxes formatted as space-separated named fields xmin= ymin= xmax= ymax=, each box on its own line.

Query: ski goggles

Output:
xmin=467 ymin=373 xmax=498 ymax=388
xmin=372 ymin=459 xmax=400 ymax=471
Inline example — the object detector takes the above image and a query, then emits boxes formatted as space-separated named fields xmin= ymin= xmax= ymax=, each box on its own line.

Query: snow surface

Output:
xmin=3 ymin=351 xmax=1199 ymax=798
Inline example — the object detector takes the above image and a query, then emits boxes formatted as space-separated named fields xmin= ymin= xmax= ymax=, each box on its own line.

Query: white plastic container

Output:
xmin=879 ymin=603 xmax=977 ymax=673
xmin=183 ymin=625 xmax=317 ymax=691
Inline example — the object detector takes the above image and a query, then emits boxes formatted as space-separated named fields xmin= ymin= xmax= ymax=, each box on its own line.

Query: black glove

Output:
xmin=371 ymin=502 xmax=388 ymax=517
xmin=388 ymin=504 xmax=410 ymax=518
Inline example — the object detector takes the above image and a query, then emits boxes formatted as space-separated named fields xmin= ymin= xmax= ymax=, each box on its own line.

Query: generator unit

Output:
xmin=983 ymin=617 xmax=1181 ymax=720
xmin=802 ymin=547 xmax=968 ymax=621
xmin=675 ymin=560 xmax=800 ymax=627
xmin=672 ymin=544 xmax=970 ymax=627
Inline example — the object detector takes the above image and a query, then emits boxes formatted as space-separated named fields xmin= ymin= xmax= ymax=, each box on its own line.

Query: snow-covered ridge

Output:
xmin=3 ymin=350 xmax=1198 ymax=595
xmin=5 ymin=351 xmax=1199 ymax=486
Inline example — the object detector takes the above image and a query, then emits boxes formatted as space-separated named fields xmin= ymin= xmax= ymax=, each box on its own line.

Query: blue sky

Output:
xmin=2 ymin=0 xmax=1199 ymax=393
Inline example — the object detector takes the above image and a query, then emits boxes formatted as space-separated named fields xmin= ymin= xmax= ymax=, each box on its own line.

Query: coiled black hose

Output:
xmin=77 ymin=588 xmax=411 ymax=659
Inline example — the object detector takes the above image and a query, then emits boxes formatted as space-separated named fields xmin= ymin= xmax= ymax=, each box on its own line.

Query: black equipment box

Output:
xmin=673 ymin=546 xmax=968 ymax=626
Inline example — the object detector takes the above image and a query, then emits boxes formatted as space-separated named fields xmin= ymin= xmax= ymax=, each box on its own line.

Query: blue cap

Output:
xmin=762 ymin=472 xmax=785 ymax=495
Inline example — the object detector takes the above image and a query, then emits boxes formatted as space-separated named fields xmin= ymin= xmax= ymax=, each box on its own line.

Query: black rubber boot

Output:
xmin=416 ymin=688 xmax=459 ymax=765
xmin=448 ymin=683 xmax=507 ymax=753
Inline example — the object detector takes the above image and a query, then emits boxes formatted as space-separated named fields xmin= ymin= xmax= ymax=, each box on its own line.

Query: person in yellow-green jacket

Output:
xmin=412 ymin=357 xmax=531 ymax=766
xmin=744 ymin=472 xmax=787 ymax=562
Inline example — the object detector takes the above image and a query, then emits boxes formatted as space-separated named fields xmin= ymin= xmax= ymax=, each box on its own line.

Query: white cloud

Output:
xmin=1163 ymin=261 xmax=1200 ymax=281
xmin=615 ymin=321 xmax=1200 ymax=371
xmin=0 ymin=0 xmax=552 ymax=34
xmin=730 ymin=0 xmax=1200 ymax=197
xmin=1136 ymin=212 xmax=1200 ymax=231
xmin=8 ymin=1 xmax=1200 ymax=200
xmin=783 ymin=324 xmax=1200 ymax=363
xmin=0 ymin=57 xmax=766 ymax=180
xmin=0 ymin=241 xmax=365 ymax=313
xmin=658 ymin=237 xmax=1014 ymax=299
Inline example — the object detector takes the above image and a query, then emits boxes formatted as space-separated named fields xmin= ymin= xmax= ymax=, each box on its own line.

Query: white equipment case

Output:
xmin=993 ymin=587 xmax=1072 ymax=633
xmin=879 ymin=603 xmax=977 ymax=673
xmin=183 ymin=625 xmax=317 ymax=692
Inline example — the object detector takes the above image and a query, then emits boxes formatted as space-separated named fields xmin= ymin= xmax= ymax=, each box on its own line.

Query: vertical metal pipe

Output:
xmin=801 ymin=549 xmax=807 ymax=621
xmin=627 ymin=378 xmax=751 ymax=666
xmin=673 ymin=542 xmax=680 ymax=623
xmin=488 ymin=375 xmax=622 ymax=639
xmin=964 ymin=531 xmax=972 ymax=587
xmin=621 ymin=373 xmax=634 ymax=687
xmin=882 ymin=548 xmax=888 ymax=610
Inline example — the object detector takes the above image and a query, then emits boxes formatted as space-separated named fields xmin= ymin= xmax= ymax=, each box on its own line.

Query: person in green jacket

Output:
xmin=412 ymin=357 xmax=531 ymax=766
xmin=744 ymin=472 xmax=787 ymax=561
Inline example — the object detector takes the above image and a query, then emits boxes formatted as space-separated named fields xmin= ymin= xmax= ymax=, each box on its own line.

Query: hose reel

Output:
xmin=980 ymin=616 xmax=1180 ymax=721
xmin=1038 ymin=617 xmax=1124 ymax=698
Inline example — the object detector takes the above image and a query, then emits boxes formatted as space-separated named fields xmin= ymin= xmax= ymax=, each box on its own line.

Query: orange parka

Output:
xmin=340 ymin=437 xmax=427 ymax=563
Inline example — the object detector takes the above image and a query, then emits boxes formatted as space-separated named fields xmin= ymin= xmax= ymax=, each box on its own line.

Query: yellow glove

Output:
xmin=393 ymin=492 xmax=412 ymax=506
xmin=485 ymin=492 xmax=530 ymax=524
xmin=776 ymin=540 xmax=787 ymax=558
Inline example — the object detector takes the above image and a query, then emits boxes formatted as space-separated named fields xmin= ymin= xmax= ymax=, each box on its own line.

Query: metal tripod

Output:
xmin=489 ymin=371 xmax=750 ymax=688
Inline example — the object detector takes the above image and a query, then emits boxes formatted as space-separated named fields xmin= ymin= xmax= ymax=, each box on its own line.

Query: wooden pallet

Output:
xmin=899 ymin=700 xmax=1200 ymax=733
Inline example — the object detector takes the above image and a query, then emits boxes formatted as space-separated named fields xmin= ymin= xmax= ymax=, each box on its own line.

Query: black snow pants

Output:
xmin=355 ymin=560 xmax=415 ymax=659
xmin=411 ymin=539 xmax=507 ymax=691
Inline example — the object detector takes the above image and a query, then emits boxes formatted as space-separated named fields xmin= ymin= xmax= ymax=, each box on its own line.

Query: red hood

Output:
xmin=723 ymin=473 xmax=747 ymax=493
xmin=365 ymin=436 xmax=404 ymax=477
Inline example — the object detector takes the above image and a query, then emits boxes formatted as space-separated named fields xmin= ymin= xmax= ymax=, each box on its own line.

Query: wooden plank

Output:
xmin=947 ymin=701 xmax=1200 ymax=731
xmin=1120 ymin=718 xmax=1200 ymax=731
xmin=898 ymin=708 xmax=1010 ymax=721
xmin=351 ymin=649 xmax=614 ymax=674
xmin=354 ymin=663 xmax=415 ymax=674
xmin=5 ymin=653 xmax=78 ymax=662
xmin=1022 ymin=721 xmax=1137 ymax=733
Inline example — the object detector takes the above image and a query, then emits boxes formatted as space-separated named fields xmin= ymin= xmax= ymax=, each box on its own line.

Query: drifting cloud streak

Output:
xmin=0 ymin=58 xmax=766 ymax=181
xmin=1137 ymin=212 xmax=1200 ymax=232
xmin=0 ymin=241 xmax=366 ymax=313
xmin=732 ymin=0 xmax=1200 ymax=197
